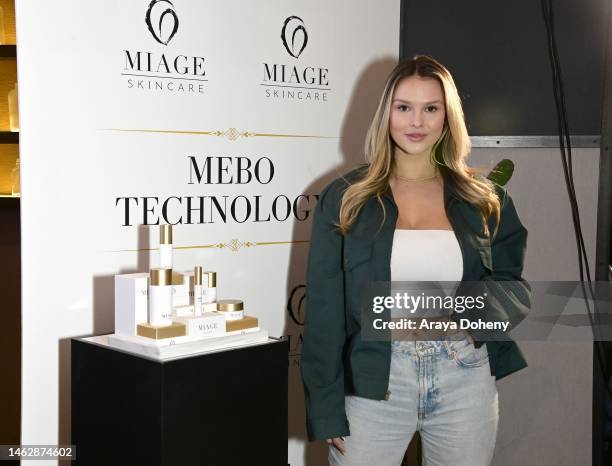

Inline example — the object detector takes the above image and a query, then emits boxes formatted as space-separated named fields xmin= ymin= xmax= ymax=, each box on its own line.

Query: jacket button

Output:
xmin=385 ymin=390 xmax=391 ymax=401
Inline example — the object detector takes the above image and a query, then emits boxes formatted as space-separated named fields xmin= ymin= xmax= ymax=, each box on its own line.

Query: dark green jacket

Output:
xmin=301 ymin=166 xmax=531 ymax=441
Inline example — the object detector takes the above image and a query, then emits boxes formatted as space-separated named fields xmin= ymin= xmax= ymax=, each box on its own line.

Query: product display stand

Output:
xmin=71 ymin=336 xmax=288 ymax=466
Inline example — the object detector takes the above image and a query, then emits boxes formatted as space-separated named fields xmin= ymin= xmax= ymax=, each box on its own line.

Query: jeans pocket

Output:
xmin=449 ymin=337 xmax=489 ymax=368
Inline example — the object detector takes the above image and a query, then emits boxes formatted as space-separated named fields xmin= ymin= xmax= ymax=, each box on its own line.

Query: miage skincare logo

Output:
xmin=287 ymin=284 xmax=306 ymax=326
xmin=284 ymin=284 xmax=306 ymax=368
xmin=145 ymin=0 xmax=179 ymax=45
xmin=281 ymin=16 xmax=308 ymax=58
xmin=261 ymin=15 xmax=330 ymax=102
xmin=121 ymin=0 xmax=208 ymax=94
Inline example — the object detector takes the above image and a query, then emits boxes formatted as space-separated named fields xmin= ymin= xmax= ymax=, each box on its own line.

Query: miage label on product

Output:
xmin=174 ymin=313 xmax=225 ymax=337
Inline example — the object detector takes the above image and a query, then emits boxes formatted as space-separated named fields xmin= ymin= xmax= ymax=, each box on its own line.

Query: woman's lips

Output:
xmin=406 ymin=133 xmax=426 ymax=142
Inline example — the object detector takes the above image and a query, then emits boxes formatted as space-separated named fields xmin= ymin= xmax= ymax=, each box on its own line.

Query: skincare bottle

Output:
xmin=217 ymin=299 xmax=245 ymax=321
xmin=10 ymin=158 xmax=19 ymax=196
xmin=0 ymin=7 xmax=6 ymax=45
xmin=159 ymin=224 xmax=172 ymax=269
xmin=171 ymin=270 xmax=189 ymax=306
xmin=194 ymin=266 xmax=203 ymax=316
xmin=149 ymin=268 xmax=173 ymax=326
xmin=203 ymin=271 xmax=217 ymax=304
xmin=8 ymin=82 xmax=18 ymax=132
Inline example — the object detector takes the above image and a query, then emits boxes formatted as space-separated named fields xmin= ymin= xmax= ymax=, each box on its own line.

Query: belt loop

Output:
xmin=443 ymin=339 xmax=455 ymax=360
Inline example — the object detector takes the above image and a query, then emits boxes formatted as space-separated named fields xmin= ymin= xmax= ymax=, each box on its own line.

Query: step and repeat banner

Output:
xmin=16 ymin=0 xmax=399 ymax=464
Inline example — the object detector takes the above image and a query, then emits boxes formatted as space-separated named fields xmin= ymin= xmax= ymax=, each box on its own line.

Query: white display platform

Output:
xmin=83 ymin=328 xmax=270 ymax=361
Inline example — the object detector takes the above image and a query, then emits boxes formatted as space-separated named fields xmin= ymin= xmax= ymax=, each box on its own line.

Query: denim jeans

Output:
xmin=329 ymin=331 xmax=498 ymax=466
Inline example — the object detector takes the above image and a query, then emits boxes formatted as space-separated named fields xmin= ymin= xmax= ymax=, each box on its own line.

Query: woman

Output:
xmin=301 ymin=55 xmax=530 ymax=466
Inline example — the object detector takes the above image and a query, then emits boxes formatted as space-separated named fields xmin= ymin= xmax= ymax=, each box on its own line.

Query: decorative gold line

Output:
xmin=101 ymin=128 xmax=337 ymax=139
xmin=102 ymin=128 xmax=217 ymax=136
xmin=108 ymin=240 xmax=310 ymax=253
xmin=255 ymin=240 xmax=310 ymax=246
xmin=175 ymin=244 xmax=218 ymax=250
xmin=250 ymin=133 xmax=337 ymax=139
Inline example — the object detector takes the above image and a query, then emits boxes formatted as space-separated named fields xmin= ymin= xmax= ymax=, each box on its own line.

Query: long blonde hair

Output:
xmin=338 ymin=55 xmax=501 ymax=239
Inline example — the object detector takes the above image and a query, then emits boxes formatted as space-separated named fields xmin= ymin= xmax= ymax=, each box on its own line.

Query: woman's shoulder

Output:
xmin=470 ymin=172 xmax=510 ymax=205
xmin=319 ymin=164 xmax=369 ymax=200
xmin=490 ymin=181 xmax=511 ymax=208
xmin=314 ymin=164 xmax=369 ymax=218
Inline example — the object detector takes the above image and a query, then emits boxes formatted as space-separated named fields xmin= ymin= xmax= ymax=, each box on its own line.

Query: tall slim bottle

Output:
xmin=194 ymin=266 xmax=203 ymax=316
xmin=149 ymin=268 xmax=173 ymax=326
xmin=159 ymin=224 xmax=172 ymax=269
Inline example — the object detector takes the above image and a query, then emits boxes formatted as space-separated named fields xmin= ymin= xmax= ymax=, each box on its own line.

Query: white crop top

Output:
xmin=390 ymin=229 xmax=463 ymax=282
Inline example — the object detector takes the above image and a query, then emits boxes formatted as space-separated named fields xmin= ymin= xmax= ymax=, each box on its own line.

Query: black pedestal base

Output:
xmin=72 ymin=338 xmax=288 ymax=466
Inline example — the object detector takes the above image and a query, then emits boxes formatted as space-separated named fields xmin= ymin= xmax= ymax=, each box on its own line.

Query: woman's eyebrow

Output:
xmin=393 ymin=99 xmax=442 ymax=105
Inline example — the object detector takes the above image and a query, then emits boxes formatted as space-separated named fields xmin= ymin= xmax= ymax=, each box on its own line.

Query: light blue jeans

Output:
xmin=329 ymin=331 xmax=498 ymax=466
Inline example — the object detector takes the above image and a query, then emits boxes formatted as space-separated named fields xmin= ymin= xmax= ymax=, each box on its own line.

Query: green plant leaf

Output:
xmin=487 ymin=159 xmax=514 ymax=186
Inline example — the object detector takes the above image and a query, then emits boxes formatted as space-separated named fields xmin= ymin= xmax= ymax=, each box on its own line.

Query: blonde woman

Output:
xmin=301 ymin=55 xmax=530 ymax=466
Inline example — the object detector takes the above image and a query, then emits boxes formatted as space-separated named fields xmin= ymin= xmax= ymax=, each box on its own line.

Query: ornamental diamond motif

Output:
xmin=225 ymin=128 xmax=239 ymax=140
xmin=213 ymin=239 xmax=258 ymax=251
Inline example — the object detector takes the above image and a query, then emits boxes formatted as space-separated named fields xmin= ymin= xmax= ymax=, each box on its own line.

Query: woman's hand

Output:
xmin=326 ymin=437 xmax=346 ymax=455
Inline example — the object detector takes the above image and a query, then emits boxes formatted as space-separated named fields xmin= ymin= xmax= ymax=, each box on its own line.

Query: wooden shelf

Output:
xmin=0 ymin=45 xmax=16 ymax=58
xmin=0 ymin=131 xmax=18 ymax=143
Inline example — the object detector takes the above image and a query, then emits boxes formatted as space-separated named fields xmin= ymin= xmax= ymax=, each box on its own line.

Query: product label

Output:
xmin=176 ymin=313 xmax=225 ymax=338
xmin=198 ymin=321 xmax=220 ymax=332
xmin=220 ymin=310 xmax=244 ymax=321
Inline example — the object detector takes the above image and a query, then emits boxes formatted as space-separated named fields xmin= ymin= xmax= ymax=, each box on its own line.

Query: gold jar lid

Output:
xmin=206 ymin=271 xmax=217 ymax=287
xmin=160 ymin=224 xmax=172 ymax=245
xmin=194 ymin=266 xmax=203 ymax=285
xmin=217 ymin=299 xmax=243 ymax=312
xmin=150 ymin=268 xmax=172 ymax=286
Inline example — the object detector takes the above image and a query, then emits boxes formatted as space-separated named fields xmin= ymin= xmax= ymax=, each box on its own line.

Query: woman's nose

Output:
xmin=410 ymin=111 xmax=423 ymax=127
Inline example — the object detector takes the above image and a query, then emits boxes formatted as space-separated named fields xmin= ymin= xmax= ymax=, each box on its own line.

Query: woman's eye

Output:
xmin=398 ymin=105 xmax=409 ymax=112
xmin=426 ymin=106 xmax=438 ymax=112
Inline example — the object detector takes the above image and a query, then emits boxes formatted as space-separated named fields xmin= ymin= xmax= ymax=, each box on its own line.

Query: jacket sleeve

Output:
xmin=300 ymin=181 xmax=350 ymax=441
xmin=455 ymin=187 xmax=531 ymax=346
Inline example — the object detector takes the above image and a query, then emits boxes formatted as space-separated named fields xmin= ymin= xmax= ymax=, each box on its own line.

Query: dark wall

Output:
xmin=0 ymin=198 xmax=20 ymax=446
xmin=400 ymin=0 xmax=608 ymax=136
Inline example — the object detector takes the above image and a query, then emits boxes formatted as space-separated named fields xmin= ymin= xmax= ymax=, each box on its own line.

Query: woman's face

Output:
xmin=389 ymin=75 xmax=446 ymax=159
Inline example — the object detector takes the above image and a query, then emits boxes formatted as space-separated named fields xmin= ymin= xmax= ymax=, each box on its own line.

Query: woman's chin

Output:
xmin=395 ymin=144 xmax=432 ymax=157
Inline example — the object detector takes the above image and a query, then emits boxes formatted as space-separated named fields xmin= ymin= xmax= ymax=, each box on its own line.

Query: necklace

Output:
xmin=394 ymin=172 xmax=439 ymax=182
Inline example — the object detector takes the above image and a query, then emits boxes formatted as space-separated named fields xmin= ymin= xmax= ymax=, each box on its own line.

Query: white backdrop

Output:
xmin=16 ymin=1 xmax=400 ymax=464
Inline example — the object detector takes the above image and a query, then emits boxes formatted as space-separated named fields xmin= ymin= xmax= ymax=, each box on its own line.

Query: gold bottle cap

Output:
xmin=217 ymin=299 xmax=243 ymax=312
xmin=160 ymin=224 xmax=172 ymax=245
xmin=171 ymin=271 xmax=184 ymax=285
xmin=194 ymin=266 xmax=203 ymax=286
xmin=150 ymin=268 xmax=172 ymax=286
xmin=206 ymin=271 xmax=217 ymax=287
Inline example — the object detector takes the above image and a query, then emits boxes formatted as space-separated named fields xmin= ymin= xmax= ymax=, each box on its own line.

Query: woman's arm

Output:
xmin=455 ymin=186 xmax=531 ymax=346
xmin=301 ymin=180 xmax=350 ymax=442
